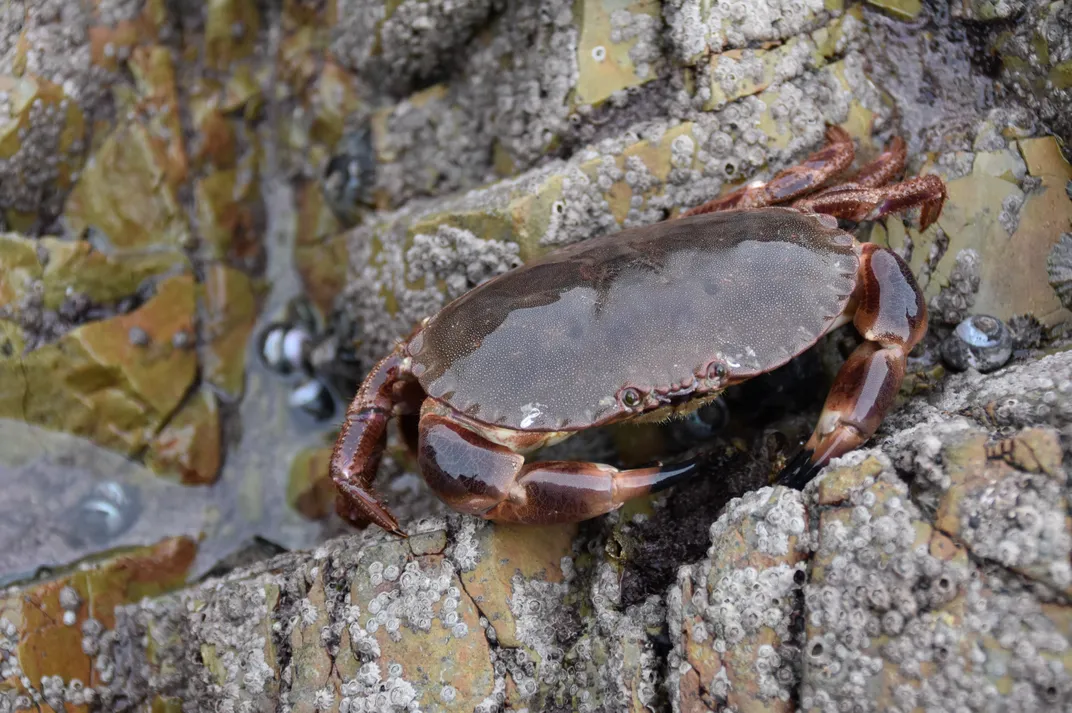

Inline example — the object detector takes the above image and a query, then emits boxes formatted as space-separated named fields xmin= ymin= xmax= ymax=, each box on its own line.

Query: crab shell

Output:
xmin=405 ymin=207 xmax=859 ymax=437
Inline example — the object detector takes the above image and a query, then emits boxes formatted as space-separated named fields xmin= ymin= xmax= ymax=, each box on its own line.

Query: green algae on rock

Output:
xmin=667 ymin=351 xmax=1072 ymax=712
xmin=988 ymin=0 xmax=1072 ymax=146
xmin=3 ymin=2 xmax=1072 ymax=709
xmin=0 ymin=232 xmax=186 ymax=314
xmin=672 ymin=487 xmax=809 ymax=712
xmin=330 ymin=0 xmax=497 ymax=94
xmin=64 ymin=123 xmax=193 ymax=252
xmin=3 ymin=349 xmax=1072 ymax=711
xmin=863 ymin=0 xmax=923 ymax=20
xmin=293 ymin=181 xmax=349 ymax=318
xmin=701 ymin=10 xmax=863 ymax=111
xmin=453 ymin=520 xmax=577 ymax=650
xmin=573 ymin=0 xmax=664 ymax=106
xmin=0 ymin=0 xmax=282 ymax=486
xmin=0 ymin=275 xmax=197 ymax=455
xmin=869 ymin=131 xmax=1072 ymax=329
xmin=663 ymin=0 xmax=846 ymax=65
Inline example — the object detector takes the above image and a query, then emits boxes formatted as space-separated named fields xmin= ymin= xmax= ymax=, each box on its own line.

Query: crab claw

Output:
xmin=777 ymin=339 xmax=906 ymax=491
xmin=334 ymin=481 xmax=408 ymax=538
xmin=778 ymin=243 xmax=926 ymax=492
xmin=331 ymin=348 xmax=413 ymax=539
xmin=776 ymin=448 xmax=820 ymax=491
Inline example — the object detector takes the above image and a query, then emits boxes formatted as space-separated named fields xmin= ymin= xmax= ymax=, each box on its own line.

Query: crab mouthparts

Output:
xmin=653 ymin=384 xmax=699 ymax=405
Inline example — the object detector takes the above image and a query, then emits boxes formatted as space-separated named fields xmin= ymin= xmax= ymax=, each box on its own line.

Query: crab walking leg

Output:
xmin=330 ymin=348 xmax=409 ymax=536
xmin=679 ymin=125 xmax=855 ymax=217
xmin=418 ymin=414 xmax=698 ymax=524
xmin=792 ymin=174 xmax=948 ymax=230
xmin=840 ymin=135 xmax=907 ymax=190
xmin=781 ymin=244 xmax=927 ymax=489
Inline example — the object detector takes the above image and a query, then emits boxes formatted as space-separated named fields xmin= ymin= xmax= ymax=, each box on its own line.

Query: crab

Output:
xmin=330 ymin=126 xmax=946 ymax=536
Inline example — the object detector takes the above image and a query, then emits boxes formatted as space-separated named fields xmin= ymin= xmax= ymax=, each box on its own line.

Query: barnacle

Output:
xmin=1046 ymin=232 xmax=1072 ymax=310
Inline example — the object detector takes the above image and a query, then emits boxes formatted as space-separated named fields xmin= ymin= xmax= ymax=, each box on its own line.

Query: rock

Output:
xmin=0 ymin=537 xmax=196 ymax=711
xmin=663 ymin=0 xmax=845 ymax=65
xmin=1 ymin=0 xmax=280 ymax=485
xmin=668 ymin=351 xmax=1072 ymax=712
xmin=987 ymin=0 xmax=1072 ymax=146
xmin=5 ymin=2 xmax=1072 ymax=710
xmin=1050 ymin=232 xmax=1072 ymax=311
xmin=701 ymin=11 xmax=863 ymax=111
xmin=871 ymin=133 xmax=1072 ymax=329
xmin=930 ymin=427 xmax=1070 ymax=592
xmin=453 ymin=520 xmax=577 ymax=649
xmin=0 ymin=71 xmax=88 ymax=232
xmin=0 ymin=275 xmax=198 ymax=455
xmin=339 ymin=0 xmax=862 ymax=215
xmin=0 ymin=232 xmax=186 ymax=336
xmin=928 ymin=248 xmax=981 ymax=326
xmin=669 ymin=487 xmax=809 ymax=712
xmin=64 ymin=121 xmax=193 ymax=251
xmin=335 ymin=52 xmax=887 ymax=365
xmin=951 ymin=0 xmax=1025 ymax=21
xmin=1 ymin=349 xmax=1069 ymax=711
xmin=0 ymin=419 xmax=228 ymax=582
xmin=287 ymin=446 xmax=336 ymax=520
xmin=864 ymin=0 xmax=922 ymax=19
xmin=199 ymin=264 xmax=263 ymax=401
xmin=574 ymin=0 xmax=663 ymax=107
xmin=293 ymin=182 xmax=349 ymax=317
xmin=145 ymin=386 xmax=223 ymax=486
xmin=331 ymin=0 xmax=498 ymax=95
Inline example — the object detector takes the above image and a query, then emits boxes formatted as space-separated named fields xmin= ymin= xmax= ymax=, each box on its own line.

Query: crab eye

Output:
xmin=619 ymin=387 xmax=643 ymax=409
xmin=706 ymin=361 xmax=728 ymax=380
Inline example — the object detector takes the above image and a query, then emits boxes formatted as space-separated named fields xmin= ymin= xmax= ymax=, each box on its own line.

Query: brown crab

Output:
xmin=330 ymin=127 xmax=946 ymax=536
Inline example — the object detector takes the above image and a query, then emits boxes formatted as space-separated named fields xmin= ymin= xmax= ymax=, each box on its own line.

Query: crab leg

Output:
xmin=780 ymin=244 xmax=927 ymax=489
xmin=792 ymin=174 xmax=947 ymax=230
xmin=680 ymin=125 xmax=855 ymax=217
xmin=331 ymin=348 xmax=412 ymax=536
xmin=417 ymin=414 xmax=697 ymax=524
xmin=840 ymin=135 xmax=906 ymax=189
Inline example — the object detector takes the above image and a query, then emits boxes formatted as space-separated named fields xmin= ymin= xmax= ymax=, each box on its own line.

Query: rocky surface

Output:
xmin=0 ymin=0 xmax=353 ymax=580
xmin=3 ymin=347 xmax=1072 ymax=712
xmin=671 ymin=351 xmax=1072 ymax=712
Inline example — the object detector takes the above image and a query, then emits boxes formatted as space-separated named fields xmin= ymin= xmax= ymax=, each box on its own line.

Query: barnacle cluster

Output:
xmin=1047 ymin=233 xmax=1072 ymax=310
xmin=667 ymin=487 xmax=809 ymax=709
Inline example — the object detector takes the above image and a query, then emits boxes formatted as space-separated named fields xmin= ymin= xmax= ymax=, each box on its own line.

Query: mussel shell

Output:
xmin=289 ymin=378 xmax=335 ymax=420
xmin=258 ymin=323 xmax=312 ymax=375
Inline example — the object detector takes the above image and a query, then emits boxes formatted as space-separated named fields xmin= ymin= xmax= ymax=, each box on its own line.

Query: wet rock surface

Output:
xmin=2 ymin=351 xmax=1071 ymax=711
xmin=0 ymin=0 xmax=354 ymax=582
